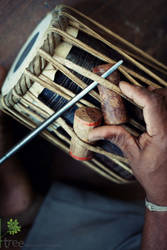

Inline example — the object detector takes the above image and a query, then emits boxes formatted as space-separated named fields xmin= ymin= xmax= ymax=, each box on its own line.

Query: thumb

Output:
xmin=89 ymin=125 xmax=139 ymax=160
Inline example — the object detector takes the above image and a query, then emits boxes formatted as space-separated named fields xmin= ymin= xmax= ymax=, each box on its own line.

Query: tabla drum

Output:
xmin=1 ymin=5 xmax=167 ymax=184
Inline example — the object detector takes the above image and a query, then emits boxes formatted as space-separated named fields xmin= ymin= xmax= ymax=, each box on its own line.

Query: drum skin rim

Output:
xmin=2 ymin=12 xmax=52 ymax=96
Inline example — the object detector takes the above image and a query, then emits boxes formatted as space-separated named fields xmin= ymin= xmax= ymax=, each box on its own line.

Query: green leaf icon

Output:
xmin=7 ymin=218 xmax=21 ymax=235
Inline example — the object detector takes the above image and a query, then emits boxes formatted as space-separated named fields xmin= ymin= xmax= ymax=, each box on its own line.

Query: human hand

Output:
xmin=89 ymin=82 xmax=167 ymax=205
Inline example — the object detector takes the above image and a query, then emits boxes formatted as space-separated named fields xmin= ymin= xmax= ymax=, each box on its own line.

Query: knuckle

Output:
xmin=110 ymin=133 xmax=125 ymax=146
xmin=108 ymin=128 xmax=127 ymax=147
xmin=146 ymin=93 xmax=162 ymax=108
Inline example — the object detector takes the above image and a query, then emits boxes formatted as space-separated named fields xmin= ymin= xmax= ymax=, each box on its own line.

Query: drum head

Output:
xmin=2 ymin=12 xmax=52 ymax=96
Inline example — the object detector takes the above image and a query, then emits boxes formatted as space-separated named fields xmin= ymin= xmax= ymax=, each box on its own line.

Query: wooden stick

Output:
xmin=48 ymin=27 xmax=143 ymax=88
xmin=62 ymin=5 xmax=167 ymax=71
xmin=52 ymin=25 xmax=167 ymax=86
xmin=65 ymin=16 xmax=166 ymax=87
xmin=39 ymin=49 xmax=141 ymax=108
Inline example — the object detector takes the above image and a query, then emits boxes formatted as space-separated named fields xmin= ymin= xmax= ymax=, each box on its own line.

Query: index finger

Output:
xmin=120 ymin=81 xmax=155 ymax=109
xmin=120 ymin=81 xmax=167 ymax=136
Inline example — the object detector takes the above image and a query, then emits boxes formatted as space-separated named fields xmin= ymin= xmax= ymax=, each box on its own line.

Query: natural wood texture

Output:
xmin=70 ymin=107 xmax=102 ymax=161
xmin=93 ymin=64 xmax=127 ymax=125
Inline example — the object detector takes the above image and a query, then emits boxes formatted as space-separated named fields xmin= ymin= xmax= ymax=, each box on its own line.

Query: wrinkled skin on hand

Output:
xmin=89 ymin=81 xmax=167 ymax=206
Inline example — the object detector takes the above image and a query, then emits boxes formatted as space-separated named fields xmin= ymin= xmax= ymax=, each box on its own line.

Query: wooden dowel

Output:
xmin=70 ymin=107 xmax=102 ymax=161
